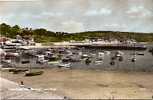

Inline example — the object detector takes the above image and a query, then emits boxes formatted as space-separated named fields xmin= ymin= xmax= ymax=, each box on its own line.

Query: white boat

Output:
xmin=58 ymin=63 xmax=71 ymax=68
xmin=130 ymin=55 xmax=136 ymax=62
xmin=131 ymin=57 xmax=136 ymax=62
xmin=95 ymin=60 xmax=103 ymax=65
xmin=115 ymin=51 xmax=124 ymax=57
xmin=98 ymin=52 xmax=104 ymax=59
xmin=81 ymin=54 xmax=89 ymax=59
xmin=104 ymin=51 xmax=110 ymax=55
xmin=3 ymin=59 xmax=11 ymax=63
xmin=36 ymin=55 xmax=48 ymax=64
xmin=48 ymin=61 xmax=60 ymax=65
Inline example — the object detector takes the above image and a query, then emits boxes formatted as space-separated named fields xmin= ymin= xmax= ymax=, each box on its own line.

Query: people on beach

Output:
xmin=19 ymin=81 xmax=25 ymax=88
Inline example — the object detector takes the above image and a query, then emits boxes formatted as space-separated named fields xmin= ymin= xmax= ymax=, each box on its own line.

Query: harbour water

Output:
xmin=4 ymin=44 xmax=153 ymax=72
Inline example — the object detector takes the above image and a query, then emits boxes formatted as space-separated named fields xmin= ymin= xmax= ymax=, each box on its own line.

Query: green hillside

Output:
xmin=0 ymin=23 xmax=153 ymax=43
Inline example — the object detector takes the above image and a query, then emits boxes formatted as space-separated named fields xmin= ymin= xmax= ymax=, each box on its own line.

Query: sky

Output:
xmin=0 ymin=0 xmax=153 ymax=33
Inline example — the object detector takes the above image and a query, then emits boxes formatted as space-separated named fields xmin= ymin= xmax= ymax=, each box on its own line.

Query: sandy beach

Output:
xmin=1 ymin=68 xmax=153 ymax=99
xmin=0 ymin=74 xmax=64 ymax=99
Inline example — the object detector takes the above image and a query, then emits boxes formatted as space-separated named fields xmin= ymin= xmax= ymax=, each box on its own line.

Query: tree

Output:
xmin=9 ymin=25 xmax=21 ymax=38
xmin=0 ymin=23 xmax=11 ymax=36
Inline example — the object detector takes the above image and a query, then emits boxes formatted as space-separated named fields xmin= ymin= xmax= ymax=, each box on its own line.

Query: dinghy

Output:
xmin=58 ymin=63 xmax=71 ymax=69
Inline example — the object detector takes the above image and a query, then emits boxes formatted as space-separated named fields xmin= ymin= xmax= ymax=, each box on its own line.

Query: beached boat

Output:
xmin=25 ymin=71 xmax=44 ymax=76
xmin=48 ymin=61 xmax=60 ymax=66
xmin=58 ymin=63 xmax=71 ymax=69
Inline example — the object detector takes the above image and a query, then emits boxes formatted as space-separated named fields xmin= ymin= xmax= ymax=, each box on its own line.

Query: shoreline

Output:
xmin=1 ymin=68 xmax=153 ymax=99
xmin=0 ymin=77 xmax=64 ymax=99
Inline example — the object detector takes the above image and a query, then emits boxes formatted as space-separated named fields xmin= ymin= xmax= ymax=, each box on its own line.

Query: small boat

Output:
xmin=104 ymin=51 xmax=111 ymax=55
xmin=131 ymin=58 xmax=136 ymax=62
xmin=136 ymin=52 xmax=144 ymax=56
xmin=1 ymin=68 xmax=15 ymax=71
xmin=115 ymin=51 xmax=124 ymax=57
xmin=111 ymin=56 xmax=117 ymax=60
xmin=25 ymin=71 xmax=44 ymax=76
xmin=62 ymin=57 xmax=71 ymax=62
xmin=47 ymin=55 xmax=59 ymax=61
xmin=118 ymin=56 xmax=123 ymax=62
xmin=149 ymin=48 xmax=153 ymax=53
xmin=148 ymin=48 xmax=153 ymax=56
xmin=36 ymin=55 xmax=48 ymax=64
xmin=81 ymin=54 xmax=89 ymax=59
xmin=95 ymin=58 xmax=103 ymax=65
xmin=98 ymin=52 xmax=104 ymax=59
xmin=5 ymin=52 xmax=19 ymax=58
xmin=85 ymin=58 xmax=92 ymax=65
xmin=9 ymin=69 xmax=28 ymax=74
xmin=21 ymin=60 xmax=30 ymax=64
xmin=67 ymin=50 xmax=73 ymax=55
xmin=1 ymin=60 xmax=14 ymax=67
xmin=48 ymin=61 xmax=60 ymax=66
xmin=2 ymin=59 xmax=11 ymax=63
xmin=110 ymin=60 xmax=115 ymax=65
xmin=44 ymin=51 xmax=54 ymax=58
xmin=58 ymin=63 xmax=71 ymax=69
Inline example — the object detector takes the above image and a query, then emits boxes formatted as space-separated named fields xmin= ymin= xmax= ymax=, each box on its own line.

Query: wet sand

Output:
xmin=1 ymin=68 xmax=153 ymax=99
xmin=0 ymin=77 xmax=63 ymax=99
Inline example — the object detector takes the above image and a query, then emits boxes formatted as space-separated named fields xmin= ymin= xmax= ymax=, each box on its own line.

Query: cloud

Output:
xmin=126 ymin=6 xmax=153 ymax=18
xmin=41 ymin=12 xmax=63 ymax=17
xmin=61 ymin=20 xmax=84 ymax=33
xmin=85 ymin=8 xmax=112 ymax=16
xmin=0 ymin=0 xmax=153 ymax=33
xmin=104 ymin=24 xmax=126 ymax=28
xmin=0 ymin=0 xmax=37 ymax=2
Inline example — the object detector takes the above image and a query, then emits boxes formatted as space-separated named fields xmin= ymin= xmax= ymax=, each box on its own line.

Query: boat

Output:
xmin=136 ymin=52 xmax=145 ymax=56
xmin=115 ymin=51 xmax=124 ymax=57
xmin=131 ymin=58 xmax=136 ymax=62
xmin=48 ymin=61 xmax=60 ymax=65
xmin=58 ymin=63 xmax=71 ymax=69
xmin=81 ymin=54 xmax=89 ymax=59
xmin=62 ymin=57 xmax=71 ymax=62
xmin=25 ymin=71 xmax=44 ymax=76
xmin=131 ymin=55 xmax=136 ymax=62
xmin=21 ymin=60 xmax=30 ymax=64
xmin=118 ymin=56 xmax=123 ymax=61
xmin=148 ymin=48 xmax=153 ymax=55
xmin=110 ymin=60 xmax=115 ymax=65
xmin=36 ymin=55 xmax=48 ymax=64
xmin=85 ymin=58 xmax=92 ymax=65
xmin=104 ymin=51 xmax=111 ymax=55
xmin=98 ymin=52 xmax=104 ymax=59
xmin=95 ymin=58 xmax=103 ymax=65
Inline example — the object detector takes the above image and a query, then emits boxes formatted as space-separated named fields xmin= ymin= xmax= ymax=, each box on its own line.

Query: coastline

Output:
xmin=0 ymin=77 xmax=64 ymax=99
xmin=1 ymin=68 xmax=153 ymax=99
